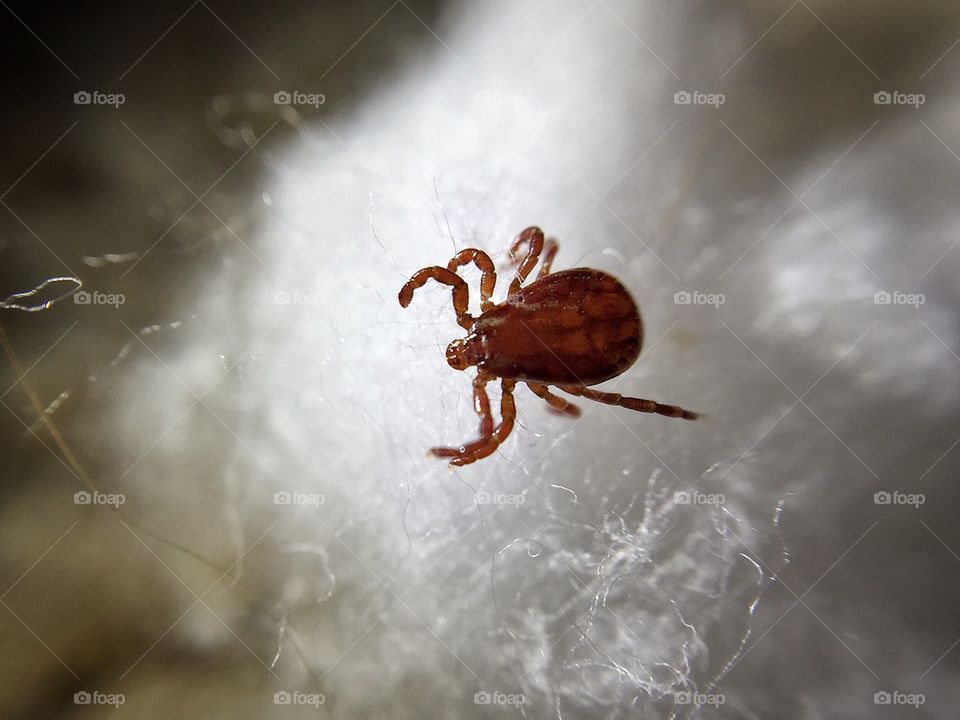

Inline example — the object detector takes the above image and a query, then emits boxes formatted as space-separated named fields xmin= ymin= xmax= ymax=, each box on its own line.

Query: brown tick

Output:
xmin=399 ymin=226 xmax=698 ymax=466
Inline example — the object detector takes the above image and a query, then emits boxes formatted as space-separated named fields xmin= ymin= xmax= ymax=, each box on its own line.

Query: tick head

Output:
xmin=446 ymin=336 xmax=481 ymax=371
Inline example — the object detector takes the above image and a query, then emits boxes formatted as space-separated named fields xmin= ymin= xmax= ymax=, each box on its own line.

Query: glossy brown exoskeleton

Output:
xmin=399 ymin=226 xmax=698 ymax=466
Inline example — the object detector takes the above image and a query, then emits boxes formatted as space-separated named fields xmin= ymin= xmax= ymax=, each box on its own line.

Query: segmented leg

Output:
xmin=508 ymin=226 xmax=545 ymax=295
xmin=558 ymin=385 xmax=698 ymax=420
xmin=431 ymin=372 xmax=493 ymax=459
xmin=527 ymin=382 xmax=581 ymax=417
xmin=446 ymin=248 xmax=497 ymax=312
xmin=537 ymin=238 xmax=559 ymax=279
xmin=398 ymin=266 xmax=474 ymax=329
xmin=432 ymin=379 xmax=517 ymax=466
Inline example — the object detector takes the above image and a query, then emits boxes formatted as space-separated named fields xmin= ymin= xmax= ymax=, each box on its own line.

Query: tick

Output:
xmin=399 ymin=226 xmax=698 ymax=466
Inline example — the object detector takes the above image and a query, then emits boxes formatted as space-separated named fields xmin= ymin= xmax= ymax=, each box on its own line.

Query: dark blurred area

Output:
xmin=0 ymin=0 xmax=443 ymax=488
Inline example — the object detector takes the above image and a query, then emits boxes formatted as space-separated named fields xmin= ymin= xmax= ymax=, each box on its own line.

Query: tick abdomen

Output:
xmin=475 ymin=269 xmax=643 ymax=385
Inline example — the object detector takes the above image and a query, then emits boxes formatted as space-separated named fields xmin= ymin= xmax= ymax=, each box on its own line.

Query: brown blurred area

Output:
xmin=1 ymin=2 xmax=444 ymax=717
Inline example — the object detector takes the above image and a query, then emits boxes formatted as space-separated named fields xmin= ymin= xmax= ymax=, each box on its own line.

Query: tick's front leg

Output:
xmin=446 ymin=248 xmax=497 ymax=312
xmin=430 ymin=372 xmax=493 ymax=459
xmin=507 ymin=226 xmax=545 ymax=295
xmin=398 ymin=266 xmax=474 ymax=329
xmin=432 ymin=379 xmax=517 ymax=466
xmin=536 ymin=238 xmax=558 ymax=279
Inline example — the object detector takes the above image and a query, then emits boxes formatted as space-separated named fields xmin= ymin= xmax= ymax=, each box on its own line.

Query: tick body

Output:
xmin=472 ymin=269 xmax=641 ymax=386
xmin=399 ymin=226 xmax=698 ymax=466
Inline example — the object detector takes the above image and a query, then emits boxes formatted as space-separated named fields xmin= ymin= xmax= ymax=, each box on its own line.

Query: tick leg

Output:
xmin=446 ymin=248 xmax=497 ymax=312
xmin=431 ymin=372 xmax=493 ymax=458
xmin=508 ymin=226 xmax=545 ymax=295
xmin=558 ymin=385 xmax=698 ymax=420
xmin=432 ymin=380 xmax=517 ymax=466
xmin=536 ymin=238 xmax=559 ymax=279
xmin=398 ymin=266 xmax=474 ymax=330
xmin=526 ymin=382 xmax=581 ymax=417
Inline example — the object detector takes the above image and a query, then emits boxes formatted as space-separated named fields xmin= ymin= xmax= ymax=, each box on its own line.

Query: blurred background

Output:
xmin=1 ymin=1 xmax=959 ymax=718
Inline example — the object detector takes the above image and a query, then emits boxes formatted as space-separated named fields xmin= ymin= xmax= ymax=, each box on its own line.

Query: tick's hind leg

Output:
xmin=398 ymin=266 xmax=474 ymax=329
xmin=446 ymin=248 xmax=496 ymax=312
xmin=527 ymin=382 xmax=580 ymax=417
xmin=559 ymin=385 xmax=698 ymax=420
xmin=431 ymin=379 xmax=517 ymax=466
